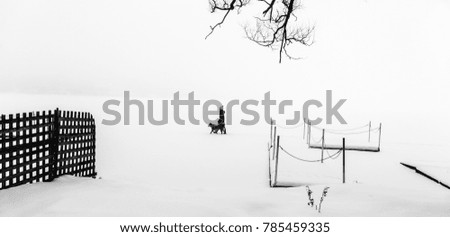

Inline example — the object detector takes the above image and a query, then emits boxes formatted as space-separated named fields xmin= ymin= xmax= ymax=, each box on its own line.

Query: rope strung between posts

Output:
xmin=311 ymin=123 xmax=370 ymax=132
xmin=309 ymin=132 xmax=323 ymax=144
xmin=280 ymin=146 xmax=343 ymax=163
xmin=325 ymin=149 xmax=343 ymax=160
xmin=280 ymin=146 xmax=322 ymax=162
xmin=274 ymin=121 xmax=304 ymax=129
xmin=309 ymin=123 xmax=380 ymax=135
xmin=323 ymin=126 xmax=380 ymax=135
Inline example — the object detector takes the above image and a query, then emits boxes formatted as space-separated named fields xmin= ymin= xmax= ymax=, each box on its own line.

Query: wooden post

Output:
xmin=343 ymin=138 xmax=346 ymax=184
xmin=273 ymin=136 xmax=281 ymax=187
xmin=309 ymin=121 xmax=312 ymax=146
xmin=270 ymin=118 xmax=273 ymax=146
xmin=307 ymin=121 xmax=311 ymax=147
xmin=321 ymin=129 xmax=325 ymax=163
xmin=303 ymin=118 xmax=306 ymax=140
xmin=368 ymin=121 xmax=371 ymax=142
xmin=306 ymin=120 xmax=309 ymax=145
xmin=49 ymin=108 xmax=60 ymax=181
xmin=268 ymin=142 xmax=272 ymax=187
xmin=378 ymin=123 xmax=382 ymax=151
xmin=15 ymin=113 xmax=20 ymax=183
xmin=92 ymin=112 xmax=97 ymax=178
xmin=0 ymin=115 xmax=5 ymax=189
xmin=272 ymin=126 xmax=277 ymax=160
xmin=8 ymin=114 xmax=13 ymax=186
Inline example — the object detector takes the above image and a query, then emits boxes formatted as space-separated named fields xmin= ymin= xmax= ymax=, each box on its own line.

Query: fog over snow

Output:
xmin=0 ymin=0 xmax=449 ymax=216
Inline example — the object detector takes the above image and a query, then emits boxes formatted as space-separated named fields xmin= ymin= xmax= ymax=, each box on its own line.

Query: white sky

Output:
xmin=0 ymin=0 xmax=449 ymax=127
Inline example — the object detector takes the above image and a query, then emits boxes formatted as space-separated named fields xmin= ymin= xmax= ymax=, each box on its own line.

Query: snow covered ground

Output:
xmin=0 ymin=93 xmax=449 ymax=217
xmin=1 ymin=0 xmax=450 ymax=216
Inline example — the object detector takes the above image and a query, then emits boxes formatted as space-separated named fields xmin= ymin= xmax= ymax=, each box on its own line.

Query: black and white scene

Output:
xmin=0 ymin=0 xmax=449 ymax=218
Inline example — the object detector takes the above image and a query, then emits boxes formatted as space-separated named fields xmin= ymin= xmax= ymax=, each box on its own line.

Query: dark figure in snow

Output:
xmin=218 ymin=106 xmax=226 ymax=134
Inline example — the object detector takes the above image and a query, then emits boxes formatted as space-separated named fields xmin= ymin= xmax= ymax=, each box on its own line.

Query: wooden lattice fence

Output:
xmin=0 ymin=108 xmax=96 ymax=190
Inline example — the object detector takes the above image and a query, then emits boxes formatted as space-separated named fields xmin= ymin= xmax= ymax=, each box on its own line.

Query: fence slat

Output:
xmin=1 ymin=115 xmax=6 ymax=189
xmin=0 ymin=109 xmax=96 ymax=190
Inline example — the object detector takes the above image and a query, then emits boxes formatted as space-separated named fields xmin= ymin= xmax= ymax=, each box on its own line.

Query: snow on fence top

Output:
xmin=0 ymin=108 xmax=96 ymax=190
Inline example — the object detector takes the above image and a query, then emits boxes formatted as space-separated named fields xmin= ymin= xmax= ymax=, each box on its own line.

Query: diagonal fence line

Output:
xmin=275 ymin=121 xmax=305 ymax=130
xmin=309 ymin=122 xmax=382 ymax=135
xmin=322 ymin=127 xmax=380 ymax=135
xmin=311 ymin=123 xmax=370 ymax=132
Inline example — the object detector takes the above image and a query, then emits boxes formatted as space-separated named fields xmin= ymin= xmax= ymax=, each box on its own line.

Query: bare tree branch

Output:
xmin=205 ymin=0 xmax=250 ymax=39
xmin=207 ymin=0 xmax=315 ymax=63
